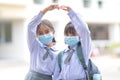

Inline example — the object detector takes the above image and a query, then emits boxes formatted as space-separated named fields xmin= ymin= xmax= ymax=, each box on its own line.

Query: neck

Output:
xmin=47 ymin=42 xmax=54 ymax=48
xmin=68 ymin=46 xmax=73 ymax=50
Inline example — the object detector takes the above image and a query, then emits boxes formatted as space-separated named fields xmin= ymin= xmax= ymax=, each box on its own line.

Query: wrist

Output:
xmin=67 ymin=7 xmax=71 ymax=12
xmin=41 ymin=7 xmax=48 ymax=14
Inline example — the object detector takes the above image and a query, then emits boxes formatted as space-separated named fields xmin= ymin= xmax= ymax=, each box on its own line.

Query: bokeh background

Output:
xmin=0 ymin=0 xmax=120 ymax=80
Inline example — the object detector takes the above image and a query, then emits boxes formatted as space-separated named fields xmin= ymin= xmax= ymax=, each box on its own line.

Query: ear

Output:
xmin=36 ymin=34 xmax=39 ymax=38
xmin=78 ymin=36 xmax=81 ymax=39
xmin=52 ymin=31 xmax=55 ymax=34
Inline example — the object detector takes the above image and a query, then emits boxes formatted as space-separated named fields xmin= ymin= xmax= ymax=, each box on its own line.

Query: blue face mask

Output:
xmin=64 ymin=36 xmax=80 ymax=47
xmin=38 ymin=33 xmax=53 ymax=45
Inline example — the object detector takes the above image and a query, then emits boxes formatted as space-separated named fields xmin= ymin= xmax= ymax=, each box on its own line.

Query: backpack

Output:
xmin=58 ymin=45 xmax=102 ymax=80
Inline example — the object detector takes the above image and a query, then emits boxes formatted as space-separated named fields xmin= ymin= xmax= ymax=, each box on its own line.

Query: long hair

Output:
xmin=36 ymin=19 xmax=56 ymax=42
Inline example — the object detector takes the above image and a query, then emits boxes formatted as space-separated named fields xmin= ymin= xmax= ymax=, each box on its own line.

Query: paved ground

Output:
xmin=92 ymin=55 xmax=120 ymax=80
xmin=0 ymin=59 xmax=28 ymax=80
xmin=0 ymin=54 xmax=120 ymax=80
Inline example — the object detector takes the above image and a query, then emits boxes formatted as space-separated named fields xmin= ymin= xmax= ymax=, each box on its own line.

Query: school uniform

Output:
xmin=25 ymin=12 xmax=59 ymax=80
xmin=57 ymin=9 xmax=92 ymax=80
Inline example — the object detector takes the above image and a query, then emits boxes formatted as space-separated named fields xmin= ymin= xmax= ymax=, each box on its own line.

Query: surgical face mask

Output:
xmin=64 ymin=36 xmax=80 ymax=47
xmin=38 ymin=33 xmax=53 ymax=45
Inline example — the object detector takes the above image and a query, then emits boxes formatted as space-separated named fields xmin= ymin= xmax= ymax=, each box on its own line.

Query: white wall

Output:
xmin=109 ymin=24 xmax=120 ymax=42
xmin=12 ymin=20 xmax=26 ymax=60
xmin=0 ymin=20 xmax=26 ymax=60
xmin=0 ymin=0 xmax=28 ymax=5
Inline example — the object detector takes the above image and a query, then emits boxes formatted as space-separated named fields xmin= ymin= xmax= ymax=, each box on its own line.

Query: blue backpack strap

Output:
xmin=77 ymin=45 xmax=90 ymax=80
xmin=88 ymin=59 xmax=101 ymax=75
xmin=77 ymin=45 xmax=102 ymax=80
xmin=58 ymin=51 xmax=63 ymax=72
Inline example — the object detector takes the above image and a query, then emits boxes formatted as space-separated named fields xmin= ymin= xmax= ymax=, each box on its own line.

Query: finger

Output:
xmin=49 ymin=6 xmax=56 ymax=10
xmin=54 ymin=5 xmax=59 ymax=9
xmin=60 ymin=6 xmax=68 ymax=11
xmin=59 ymin=5 xmax=65 ymax=9
xmin=60 ymin=5 xmax=68 ymax=10
xmin=51 ymin=4 xmax=59 ymax=8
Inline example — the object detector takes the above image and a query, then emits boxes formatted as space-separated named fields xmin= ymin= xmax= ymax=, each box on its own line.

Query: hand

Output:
xmin=41 ymin=4 xmax=59 ymax=14
xmin=47 ymin=4 xmax=59 ymax=11
xmin=60 ymin=5 xmax=71 ymax=12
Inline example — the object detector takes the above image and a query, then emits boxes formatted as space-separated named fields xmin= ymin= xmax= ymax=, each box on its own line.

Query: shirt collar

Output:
xmin=63 ymin=44 xmax=78 ymax=53
xmin=43 ymin=42 xmax=58 ymax=52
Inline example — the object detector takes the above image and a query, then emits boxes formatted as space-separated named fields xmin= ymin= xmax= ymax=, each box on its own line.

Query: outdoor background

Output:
xmin=0 ymin=0 xmax=120 ymax=80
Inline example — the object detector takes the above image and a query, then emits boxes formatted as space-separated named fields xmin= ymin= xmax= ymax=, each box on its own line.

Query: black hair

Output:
xmin=64 ymin=21 xmax=81 ymax=45
xmin=36 ymin=19 xmax=56 ymax=42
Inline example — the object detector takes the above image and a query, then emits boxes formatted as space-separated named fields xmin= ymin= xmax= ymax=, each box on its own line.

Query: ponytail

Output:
xmin=52 ymin=37 xmax=56 ymax=42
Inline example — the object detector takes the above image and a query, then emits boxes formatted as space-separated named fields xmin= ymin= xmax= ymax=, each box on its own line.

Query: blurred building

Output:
xmin=0 ymin=0 xmax=27 ymax=60
xmin=0 ymin=0 xmax=120 ymax=60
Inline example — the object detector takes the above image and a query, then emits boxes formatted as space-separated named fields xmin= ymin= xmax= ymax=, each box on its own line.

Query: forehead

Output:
xmin=64 ymin=28 xmax=78 ymax=36
xmin=38 ymin=24 xmax=51 ymax=31
xmin=64 ymin=33 xmax=78 ymax=36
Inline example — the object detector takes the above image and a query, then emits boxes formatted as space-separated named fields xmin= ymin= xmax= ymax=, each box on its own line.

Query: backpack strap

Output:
xmin=58 ymin=51 xmax=63 ymax=72
xmin=77 ymin=45 xmax=90 ymax=80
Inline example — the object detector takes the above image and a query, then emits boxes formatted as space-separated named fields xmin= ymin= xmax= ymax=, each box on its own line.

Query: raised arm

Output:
xmin=27 ymin=4 xmax=59 ymax=51
xmin=60 ymin=6 xmax=92 ymax=62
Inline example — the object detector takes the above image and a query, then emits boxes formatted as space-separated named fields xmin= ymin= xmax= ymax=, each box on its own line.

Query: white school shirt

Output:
xmin=27 ymin=12 xmax=59 ymax=80
xmin=57 ymin=9 xmax=92 ymax=80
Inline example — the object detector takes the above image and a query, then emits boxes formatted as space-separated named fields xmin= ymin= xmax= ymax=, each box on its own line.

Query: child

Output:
xmin=25 ymin=4 xmax=60 ymax=80
xmin=57 ymin=6 xmax=92 ymax=80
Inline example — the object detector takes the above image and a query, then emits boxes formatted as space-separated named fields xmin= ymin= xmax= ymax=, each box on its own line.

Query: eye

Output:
xmin=45 ymin=30 xmax=50 ymax=34
xmin=38 ymin=32 xmax=43 ymax=35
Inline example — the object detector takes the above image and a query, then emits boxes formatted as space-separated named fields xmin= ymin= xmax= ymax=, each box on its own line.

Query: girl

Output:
xmin=57 ymin=6 xmax=92 ymax=80
xmin=25 ymin=4 xmax=59 ymax=80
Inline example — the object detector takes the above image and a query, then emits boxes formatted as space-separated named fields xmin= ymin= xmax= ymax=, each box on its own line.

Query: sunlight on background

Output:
xmin=0 ymin=0 xmax=120 ymax=80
